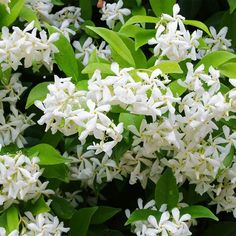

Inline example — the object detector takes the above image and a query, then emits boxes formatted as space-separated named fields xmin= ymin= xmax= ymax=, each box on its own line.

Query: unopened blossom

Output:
xmin=101 ymin=0 xmax=131 ymax=29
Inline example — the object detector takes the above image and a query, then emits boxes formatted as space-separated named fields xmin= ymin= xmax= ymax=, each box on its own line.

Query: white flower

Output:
xmin=22 ymin=212 xmax=70 ymax=236
xmin=101 ymin=0 xmax=131 ymax=29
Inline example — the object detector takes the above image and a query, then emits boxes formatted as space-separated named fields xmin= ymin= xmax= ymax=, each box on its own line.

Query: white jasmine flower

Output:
xmin=101 ymin=0 xmax=131 ymax=29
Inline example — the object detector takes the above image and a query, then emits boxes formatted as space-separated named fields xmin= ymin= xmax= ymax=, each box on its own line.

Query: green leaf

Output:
xmin=149 ymin=61 xmax=183 ymax=74
xmin=0 ymin=0 xmax=24 ymax=27
xmin=218 ymin=63 xmax=236 ymax=78
xmin=196 ymin=51 xmax=236 ymax=71
xmin=79 ymin=0 xmax=92 ymax=20
xmin=6 ymin=206 xmax=19 ymax=233
xmin=51 ymin=197 xmax=75 ymax=220
xmin=26 ymin=82 xmax=50 ymax=109
xmin=223 ymin=146 xmax=234 ymax=168
xmin=41 ymin=131 xmax=63 ymax=148
xmin=87 ymin=26 xmax=135 ymax=67
xmin=125 ymin=209 xmax=161 ymax=225
xmin=228 ymin=0 xmax=236 ymax=14
xmin=47 ymin=24 xmax=79 ymax=82
xmin=42 ymin=164 xmax=70 ymax=182
xmin=180 ymin=205 xmax=219 ymax=221
xmin=184 ymin=20 xmax=211 ymax=36
xmin=135 ymin=29 xmax=156 ymax=50
xmin=155 ymin=168 xmax=179 ymax=209
xmin=119 ymin=113 xmax=144 ymax=130
xmin=149 ymin=0 xmax=175 ymax=17
xmin=121 ymin=15 xmax=159 ymax=29
xmin=91 ymin=206 xmax=121 ymax=224
xmin=52 ymin=0 xmax=64 ymax=5
xmin=24 ymin=196 xmax=50 ymax=216
xmin=82 ymin=63 xmax=113 ymax=75
xmin=20 ymin=6 xmax=41 ymax=30
xmin=28 ymin=143 xmax=66 ymax=165
xmin=169 ymin=79 xmax=186 ymax=97
xmin=69 ymin=207 xmax=98 ymax=236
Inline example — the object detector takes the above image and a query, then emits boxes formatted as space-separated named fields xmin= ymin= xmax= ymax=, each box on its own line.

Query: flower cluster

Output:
xmin=0 ymin=152 xmax=53 ymax=209
xmin=101 ymin=0 xmax=131 ymax=29
xmin=0 ymin=74 xmax=34 ymax=148
xmin=0 ymin=21 xmax=59 ymax=71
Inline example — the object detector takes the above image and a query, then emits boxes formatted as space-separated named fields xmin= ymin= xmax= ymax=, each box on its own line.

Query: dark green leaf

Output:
xmin=42 ymin=164 xmax=70 ymax=182
xmin=228 ymin=0 xmax=236 ymax=14
xmin=149 ymin=0 xmax=175 ymax=17
xmin=155 ymin=168 xmax=179 ymax=209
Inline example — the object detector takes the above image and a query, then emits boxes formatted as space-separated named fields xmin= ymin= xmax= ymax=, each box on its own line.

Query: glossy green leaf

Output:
xmin=196 ymin=51 xmax=236 ymax=71
xmin=169 ymin=80 xmax=186 ymax=97
xmin=28 ymin=144 xmax=66 ymax=165
xmin=24 ymin=196 xmax=50 ymax=216
xmin=87 ymin=26 xmax=135 ymax=67
xmin=180 ymin=205 xmax=218 ymax=221
xmin=121 ymin=15 xmax=159 ymax=29
xmin=47 ymin=25 xmax=79 ymax=82
xmin=135 ymin=29 xmax=156 ymax=49
xmin=184 ymin=20 xmax=211 ymax=36
xmin=125 ymin=209 xmax=161 ymax=225
xmin=155 ymin=168 xmax=179 ymax=209
xmin=69 ymin=207 xmax=98 ymax=236
xmin=51 ymin=197 xmax=75 ymax=220
xmin=6 ymin=206 xmax=19 ymax=233
xmin=149 ymin=61 xmax=183 ymax=74
xmin=119 ymin=113 xmax=144 ymax=130
xmin=223 ymin=146 xmax=234 ymax=168
xmin=149 ymin=0 xmax=175 ymax=17
xmin=0 ymin=0 xmax=24 ymax=27
xmin=219 ymin=63 xmax=236 ymax=78
xmin=82 ymin=63 xmax=113 ymax=75
xmin=228 ymin=0 xmax=236 ymax=14
xmin=91 ymin=206 xmax=121 ymax=224
xmin=26 ymin=82 xmax=50 ymax=109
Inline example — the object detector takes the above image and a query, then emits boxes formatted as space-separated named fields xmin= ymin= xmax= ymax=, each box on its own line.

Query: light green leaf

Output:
xmin=155 ymin=168 xmax=179 ymax=209
xmin=169 ymin=79 xmax=186 ymax=97
xmin=223 ymin=146 xmax=234 ymax=168
xmin=87 ymin=26 xmax=135 ymax=67
xmin=149 ymin=61 xmax=183 ymax=74
xmin=125 ymin=209 xmax=161 ymax=225
xmin=28 ymin=144 xmax=66 ymax=165
xmin=149 ymin=0 xmax=175 ymax=17
xmin=121 ymin=15 xmax=159 ymax=29
xmin=69 ymin=207 xmax=98 ymax=236
xmin=228 ymin=0 xmax=236 ymax=14
xmin=184 ymin=20 xmax=211 ymax=36
xmin=90 ymin=206 xmax=121 ymax=225
xmin=219 ymin=63 xmax=236 ymax=78
xmin=6 ymin=206 xmax=19 ymax=233
xmin=26 ymin=82 xmax=51 ymax=109
xmin=0 ymin=0 xmax=24 ymax=27
xmin=47 ymin=24 xmax=79 ymax=82
xmin=119 ymin=113 xmax=144 ymax=130
xmin=196 ymin=51 xmax=236 ymax=71
xmin=180 ymin=205 xmax=219 ymax=221
xmin=82 ymin=63 xmax=113 ymax=75
xmin=20 ymin=6 xmax=41 ymax=30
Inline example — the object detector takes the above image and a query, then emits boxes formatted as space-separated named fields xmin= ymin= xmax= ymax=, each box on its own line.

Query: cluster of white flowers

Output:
xmin=101 ymin=0 xmax=131 ymax=29
xmin=0 ymin=212 xmax=69 ymax=235
xmin=0 ymin=152 xmax=53 ymax=209
xmin=35 ymin=74 xmax=124 ymax=157
xmin=0 ymin=0 xmax=11 ymax=13
xmin=25 ymin=0 xmax=84 ymax=41
xmin=73 ymin=37 xmax=111 ymax=65
xmin=148 ymin=4 xmax=231 ymax=63
xmin=126 ymin=199 xmax=192 ymax=236
xmin=0 ymin=21 xmax=59 ymax=71
xmin=21 ymin=212 xmax=70 ymax=235
xmin=0 ymin=74 xmax=34 ymax=148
